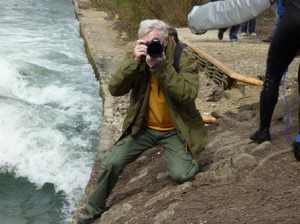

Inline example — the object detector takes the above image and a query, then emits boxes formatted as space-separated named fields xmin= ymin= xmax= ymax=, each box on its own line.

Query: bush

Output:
xmin=91 ymin=0 xmax=208 ymax=38
xmin=91 ymin=0 xmax=274 ymax=40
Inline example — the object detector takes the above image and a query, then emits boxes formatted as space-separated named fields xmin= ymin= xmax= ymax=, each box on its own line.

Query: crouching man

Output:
xmin=78 ymin=19 xmax=207 ymax=224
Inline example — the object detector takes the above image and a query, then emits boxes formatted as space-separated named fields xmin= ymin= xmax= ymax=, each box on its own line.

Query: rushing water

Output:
xmin=0 ymin=0 xmax=102 ymax=223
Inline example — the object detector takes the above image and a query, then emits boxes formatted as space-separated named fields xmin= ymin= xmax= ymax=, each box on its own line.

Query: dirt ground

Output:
xmin=110 ymin=28 xmax=300 ymax=224
xmin=74 ymin=3 xmax=300 ymax=223
xmin=177 ymin=22 xmax=300 ymax=222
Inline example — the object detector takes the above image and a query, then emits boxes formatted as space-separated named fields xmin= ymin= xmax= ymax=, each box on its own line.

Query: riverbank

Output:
xmin=72 ymin=0 xmax=300 ymax=223
xmin=72 ymin=1 xmax=128 ymax=222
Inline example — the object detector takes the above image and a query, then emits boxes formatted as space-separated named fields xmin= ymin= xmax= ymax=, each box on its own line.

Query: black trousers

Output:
xmin=259 ymin=3 xmax=300 ymax=130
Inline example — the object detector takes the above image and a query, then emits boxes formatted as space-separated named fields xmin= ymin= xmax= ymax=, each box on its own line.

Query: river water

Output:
xmin=0 ymin=0 xmax=102 ymax=223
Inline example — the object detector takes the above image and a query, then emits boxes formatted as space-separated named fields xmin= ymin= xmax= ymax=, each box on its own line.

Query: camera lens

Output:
xmin=147 ymin=38 xmax=164 ymax=58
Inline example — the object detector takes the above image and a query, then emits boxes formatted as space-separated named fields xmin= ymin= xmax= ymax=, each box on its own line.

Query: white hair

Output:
xmin=138 ymin=19 xmax=169 ymax=39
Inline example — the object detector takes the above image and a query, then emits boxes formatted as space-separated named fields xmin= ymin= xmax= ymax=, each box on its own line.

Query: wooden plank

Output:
xmin=181 ymin=38 xmax=264 ymax=87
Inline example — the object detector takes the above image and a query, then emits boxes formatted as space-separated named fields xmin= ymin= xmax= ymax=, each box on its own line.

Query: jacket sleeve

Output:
xmin=150 ymin=48 xmax=199 ymax=105
xmin=108 ymin=52 xmax=141 ymax=96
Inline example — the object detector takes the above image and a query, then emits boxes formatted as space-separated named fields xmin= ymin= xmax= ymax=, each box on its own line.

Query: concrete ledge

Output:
xmin=71 ymin=0 xmax=123 ymax=222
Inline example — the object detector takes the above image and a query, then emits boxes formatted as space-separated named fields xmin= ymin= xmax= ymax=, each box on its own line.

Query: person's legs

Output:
xmin=241 ymin=22 xmax=248 ymax=34
xmin=249 ymin=18 xmax=257 ymax=34
xmin=250 ymin=4 xmax=300 ymax=143
xmin=229 ymin=24 xmax=240 ymax=42
xmin=272 ymin=14 xmax=282 ymax=37
xmin=298 ymin=64 xmax=300 ymax=133
xmin=293 ymin=64 xmax=300 ymax=161
xmin=84 ymin=127 xmax=156 ymax=217
xmin=218 ymin=28 xmax=227 ymax=40
xmin=260 ymin=7 xmax=299 ymax=130
xmin=158 ymin=129 xmax=199 ymax=183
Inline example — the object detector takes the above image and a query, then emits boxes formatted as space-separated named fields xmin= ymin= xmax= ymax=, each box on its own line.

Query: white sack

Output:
xmin=188 ymin=0 xmax=275 ymax=34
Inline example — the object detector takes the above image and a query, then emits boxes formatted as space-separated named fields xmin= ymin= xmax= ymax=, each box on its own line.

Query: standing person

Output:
xmin=217 ymin=25 xmax=241 ymax=44
xmin=241 ymin=18 xmax=257 ymax=36
xmin=249 ymin=0 xmax=300 ymax=161
xmin=78 ymin=19 xmax=207 ymax=224
xmin=210 ymin=0 xmax=240 ymax=43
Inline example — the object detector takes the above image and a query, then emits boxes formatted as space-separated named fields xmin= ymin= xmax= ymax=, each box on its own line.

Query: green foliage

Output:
xmin=91 ymin=0 xmax=208 ymax=39
xmin=91 ymin=0 xmax=273 ymax=40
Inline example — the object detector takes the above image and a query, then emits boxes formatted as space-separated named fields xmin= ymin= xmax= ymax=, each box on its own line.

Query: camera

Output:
xmin=144 ymin=37 xmax=165 ymax=58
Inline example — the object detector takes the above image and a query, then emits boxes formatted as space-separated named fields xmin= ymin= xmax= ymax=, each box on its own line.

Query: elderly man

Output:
xmin=78 ymin=19 xmax=207 ymax=224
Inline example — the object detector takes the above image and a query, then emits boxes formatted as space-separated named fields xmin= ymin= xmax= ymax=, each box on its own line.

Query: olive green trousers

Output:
xmin=86 ymin=126 xmax=199 ymax=216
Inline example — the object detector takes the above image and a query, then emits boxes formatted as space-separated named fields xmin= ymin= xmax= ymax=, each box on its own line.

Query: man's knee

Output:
xmin=101 ymin=155 xmax=125 ymax=174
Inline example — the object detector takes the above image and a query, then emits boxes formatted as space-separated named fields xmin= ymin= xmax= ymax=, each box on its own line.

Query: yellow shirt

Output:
xmin=144 ymin=74 xmax=175 ymax=131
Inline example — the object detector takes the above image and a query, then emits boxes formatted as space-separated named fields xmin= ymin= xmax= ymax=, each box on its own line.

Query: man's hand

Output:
xmin=146 ymin=52 xmax=166 ymax=68
xmin=132 ymin=40 xmax=147 ymax=63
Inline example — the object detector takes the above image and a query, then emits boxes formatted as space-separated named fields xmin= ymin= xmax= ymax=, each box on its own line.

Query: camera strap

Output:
xmin=173 ymin=43 xmax=185 ymax=73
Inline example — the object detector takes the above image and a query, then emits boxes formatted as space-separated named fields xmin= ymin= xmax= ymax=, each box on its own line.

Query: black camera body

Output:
xmin=144 ymin=37 xmax=165 ymax=58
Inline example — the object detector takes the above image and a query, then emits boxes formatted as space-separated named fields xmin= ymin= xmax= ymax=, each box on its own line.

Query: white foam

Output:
xmin=0 ymin=1 xmax=102 ymax=220
xmin=0 ymin=56 xmax=101 ymax=215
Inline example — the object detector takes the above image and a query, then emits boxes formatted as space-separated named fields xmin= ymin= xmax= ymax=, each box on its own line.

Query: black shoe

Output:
xmin=218 ymin=31 xmax=224 ymax=40
xmin=78 ymin=208 xmax=101 ymax=224
xmin=249 ymin=128 xmax=271 ymax=143
xmin=292 ymin=141 xmax=300 ymax=161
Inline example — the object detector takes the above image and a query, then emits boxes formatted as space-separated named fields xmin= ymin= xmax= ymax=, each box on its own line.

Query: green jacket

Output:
xmin=108 ymin=37 xmax=207 ymax=157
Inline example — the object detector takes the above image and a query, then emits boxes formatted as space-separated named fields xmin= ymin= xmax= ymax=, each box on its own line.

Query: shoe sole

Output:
xmin=250 ymin=139 xmax=270 ymax=144
xmin=249 ymin=136 xmax=271 ymax=144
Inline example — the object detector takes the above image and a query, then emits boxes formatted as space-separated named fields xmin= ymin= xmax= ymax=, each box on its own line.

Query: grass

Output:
xmin=91 ymin=0 xmax=208 ymax=38
xmin=90 ymin=0 xmax=275 ymax=40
